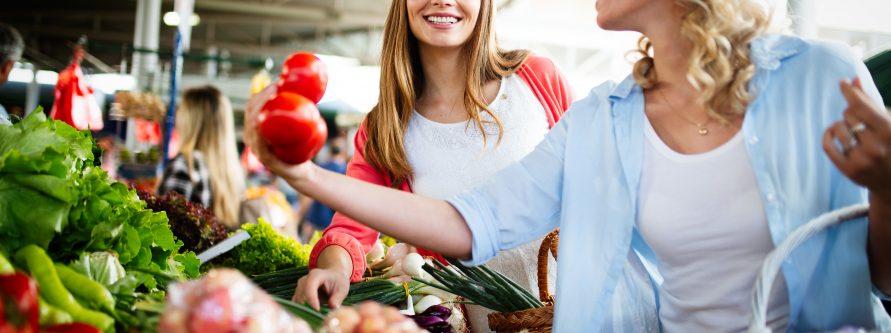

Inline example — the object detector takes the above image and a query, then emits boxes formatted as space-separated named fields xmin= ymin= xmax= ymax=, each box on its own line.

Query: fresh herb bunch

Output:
xmin=138 ymin=190 xmax=228 ymax=253
xmin=341 ymin=279 xmax=424 ymax=306
xmin=250 ymin=266 xmax=309 ymax=298
xmin=420 ymin=258 xmax=543 ymax=313
xmin=210 ymin=220 xmax=312 ymax=276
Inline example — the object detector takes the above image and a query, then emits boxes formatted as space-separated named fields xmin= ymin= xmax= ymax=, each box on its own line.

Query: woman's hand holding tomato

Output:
xmin=244 ymin=85 xmax=316 ymax=183
xmin=257 ymin=91 xmax=328 ymax=165
xmin=246 ymin=51 xmax=329 ymax=178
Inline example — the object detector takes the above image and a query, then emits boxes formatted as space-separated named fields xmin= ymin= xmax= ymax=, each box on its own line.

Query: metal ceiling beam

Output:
xmin=0 ymin=10 xmax=136 ymax=20
xmin=161 ymin=0 xmax=386 ymax=26
xmin=193 ymin=0 xmax=329 ymax=20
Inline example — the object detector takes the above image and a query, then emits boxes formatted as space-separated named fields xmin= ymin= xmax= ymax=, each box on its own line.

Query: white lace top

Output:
xmin=405 ymin=74 xmax=555 ymax=333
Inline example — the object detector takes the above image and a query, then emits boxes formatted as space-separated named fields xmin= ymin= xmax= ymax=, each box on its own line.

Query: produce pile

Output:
xmin=0 ymin=111 xmax=198 ymax=332
xmin=0 ymin=56 xmax=540 ymax=332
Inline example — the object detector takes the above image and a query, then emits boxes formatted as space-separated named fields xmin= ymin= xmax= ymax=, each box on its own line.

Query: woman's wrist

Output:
xmin=870 ymin=190 xmax=891 ymax=208
xmin=316 ymin=245 xmax=354 ymax=281
xmin=287 ymin=162 xmax=319 ymax=193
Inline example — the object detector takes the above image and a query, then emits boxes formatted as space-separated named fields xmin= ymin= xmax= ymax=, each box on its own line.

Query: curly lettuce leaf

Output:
xmin=211 ymin=219 xmax=311 ymax=276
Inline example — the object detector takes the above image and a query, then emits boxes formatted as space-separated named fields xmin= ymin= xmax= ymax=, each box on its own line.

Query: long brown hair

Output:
xmin=177 ymin=86 xmax=245 ymax=227
xmin=364 ymin=0 xmax=530 ymax=187
xmin=632 ymin=0 xmax=769 ymax=124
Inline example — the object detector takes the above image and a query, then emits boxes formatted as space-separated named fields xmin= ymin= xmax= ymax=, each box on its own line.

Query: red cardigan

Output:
xmin=308 ymin=55 xmax=574 ymax=282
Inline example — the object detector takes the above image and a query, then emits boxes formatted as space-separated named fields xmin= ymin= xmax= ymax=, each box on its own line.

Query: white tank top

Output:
xmin=404 ymin=74 xmax=553 ymax=333
xmin=638 ymin=116 xmax=790 ymax=332
xmin=405 ymin=74 xmax=548 ymax=198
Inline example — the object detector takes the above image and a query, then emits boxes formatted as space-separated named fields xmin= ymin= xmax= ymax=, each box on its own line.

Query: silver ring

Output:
xmin=844 ymin=136 xmax=859 ymax=154
xmin=849 ymin=122 xmax=867 ymax=135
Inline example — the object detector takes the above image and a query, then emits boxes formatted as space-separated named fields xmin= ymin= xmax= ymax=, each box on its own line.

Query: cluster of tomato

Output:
xmin=257 ymin=52 xmax=329 ymax=165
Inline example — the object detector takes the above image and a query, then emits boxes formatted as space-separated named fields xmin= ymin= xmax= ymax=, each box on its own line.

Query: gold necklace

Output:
xmin=656 ymin=88 xmax=712 ymax=136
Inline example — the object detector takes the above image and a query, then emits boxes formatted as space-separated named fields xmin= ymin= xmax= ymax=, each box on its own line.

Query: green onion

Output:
xmin=418 ymin=258 xmax=542 ymax=313
xmin=272 ymin=296 xmax=326 ymax=329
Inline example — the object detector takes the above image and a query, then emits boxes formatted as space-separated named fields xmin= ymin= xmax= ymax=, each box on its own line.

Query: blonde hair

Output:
xmin=632 ymin=0 xmax=770 ymax=123
xmin=364 ymin=0 xmax=530 ymax=187
xmin=177 ymin=86 xmax=245 ymax=228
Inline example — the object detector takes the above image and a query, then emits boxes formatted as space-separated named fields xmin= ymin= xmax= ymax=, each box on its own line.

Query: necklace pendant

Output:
xmin=698 ymin=127 xmax=709 ymax=136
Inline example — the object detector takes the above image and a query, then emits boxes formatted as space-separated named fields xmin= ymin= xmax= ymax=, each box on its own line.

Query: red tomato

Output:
xmin=189 ymin=289 xmax=235 ymax=333
xmin=258 ymin=92 xmax=328 ymax=165
xmin=278 ymin=52 xmax=328 ymax=104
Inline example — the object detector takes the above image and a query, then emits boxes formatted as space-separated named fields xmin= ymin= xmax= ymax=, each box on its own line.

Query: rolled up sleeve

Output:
xmin=447 ymin=107 xmax=575 ymax=266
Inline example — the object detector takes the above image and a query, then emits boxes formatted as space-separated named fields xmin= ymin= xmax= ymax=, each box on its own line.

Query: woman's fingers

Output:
xmin=841 ymin=79 xmax=889 ymax=128
xmin=327 ymin=278 xmax=349 ymax=309
xmin=294 ymin=274 xmax=322 ymax=311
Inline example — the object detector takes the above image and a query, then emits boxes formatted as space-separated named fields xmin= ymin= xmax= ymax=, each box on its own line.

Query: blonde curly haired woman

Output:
xmin=244 ymin=0 xmax=891 ymax=330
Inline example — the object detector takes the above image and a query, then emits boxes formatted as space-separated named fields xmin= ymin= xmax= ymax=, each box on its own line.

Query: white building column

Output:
xmin=128 ymin=0 xmax=161 ymax=149
xmin=788 ymin=0 xmax=817 ymax=38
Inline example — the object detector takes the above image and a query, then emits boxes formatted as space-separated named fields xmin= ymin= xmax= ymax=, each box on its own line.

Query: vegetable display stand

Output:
xmin=487 ymin=230 xmax=559 ymax=333
xmin=747 ymin=204 xmax=879 ymax=333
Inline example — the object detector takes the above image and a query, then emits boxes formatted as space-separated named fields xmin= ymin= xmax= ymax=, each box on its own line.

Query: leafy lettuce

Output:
xmin=0 ymin=111 xmax=198 ymax=289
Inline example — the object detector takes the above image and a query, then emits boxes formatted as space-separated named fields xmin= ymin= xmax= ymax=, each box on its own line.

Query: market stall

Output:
xmin=0 ymin=43 xmax=551 ymax=332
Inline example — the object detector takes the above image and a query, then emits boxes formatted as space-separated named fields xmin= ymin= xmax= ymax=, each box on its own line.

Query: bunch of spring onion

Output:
xmin=251 ymin=266 xmax=424 ymax=306
xmin=250 ymin=266 xmax=309 ymax=299
xmin=418 ymin=258 xmax=543 ymax=313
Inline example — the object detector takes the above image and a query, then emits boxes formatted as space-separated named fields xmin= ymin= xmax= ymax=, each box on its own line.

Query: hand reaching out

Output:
xmin=243 ymin=84 xmax=315 ymax=185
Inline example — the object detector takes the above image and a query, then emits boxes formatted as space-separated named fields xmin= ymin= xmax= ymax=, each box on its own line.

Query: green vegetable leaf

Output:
xmin=173 ymin=252 xmax=200 ymax=278
xmin=152 ymin=225 xmax=176 ymax=251
xmin=86 ymin=221 xmax=124 ymax=251
xmin=71 ymin=251 xmax=127 ymax=287
xmin=0 ymin=178 xmax=69 ymax=250
xmin=9 ymin=173 xmax=73 ymax=202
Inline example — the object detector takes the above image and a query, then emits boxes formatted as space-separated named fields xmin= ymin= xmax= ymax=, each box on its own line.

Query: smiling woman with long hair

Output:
xmin=253 ymin=0 xmax=584 ymax=331
xmin=285 ymin=0 xmax=580 ymax=330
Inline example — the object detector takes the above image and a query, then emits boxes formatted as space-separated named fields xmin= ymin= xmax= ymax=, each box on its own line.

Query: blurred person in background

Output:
xmin=0 ymin=22 xmax=24 ymax=125
xmin=158 ymin=85 xmax=245 ymax=229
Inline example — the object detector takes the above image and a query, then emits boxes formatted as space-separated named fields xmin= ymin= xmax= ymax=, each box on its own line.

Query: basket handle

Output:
xmin=537 ymin=229 xmax=559 ymax=303
xmin=748 ymin=204 xmax=869 ymax=333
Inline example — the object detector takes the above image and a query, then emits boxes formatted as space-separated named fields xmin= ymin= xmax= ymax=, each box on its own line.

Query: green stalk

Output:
xmin=272 ymin=296 xmax=325 ymax=328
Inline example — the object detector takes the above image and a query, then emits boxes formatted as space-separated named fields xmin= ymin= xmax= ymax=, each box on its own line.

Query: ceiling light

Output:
xmin=163 ymin=12 xmax=200 ymax=27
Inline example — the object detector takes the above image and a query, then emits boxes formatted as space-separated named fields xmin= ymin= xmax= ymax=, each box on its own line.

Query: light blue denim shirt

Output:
xmin=448 ymin=34 xmax=891 ymax=332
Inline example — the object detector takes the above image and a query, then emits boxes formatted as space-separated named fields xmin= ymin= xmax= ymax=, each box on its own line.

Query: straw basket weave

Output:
xmin=487 ymin=230 xmax=559 ymax=333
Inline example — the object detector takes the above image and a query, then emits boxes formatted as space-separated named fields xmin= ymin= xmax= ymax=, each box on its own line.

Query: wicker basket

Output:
xmin=487 ymin=230 xmax=559 ymax=333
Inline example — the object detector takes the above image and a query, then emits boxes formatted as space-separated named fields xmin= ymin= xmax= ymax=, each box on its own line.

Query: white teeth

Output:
xmin=426 ymin=16 xmax=458 ymax=24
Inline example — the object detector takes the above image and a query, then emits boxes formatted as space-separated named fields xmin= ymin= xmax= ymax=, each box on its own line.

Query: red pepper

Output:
xmin=41 ymin=323 xmax=100 ymax=333
xmin=0 ymin=273 xmax=39 ymax=333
